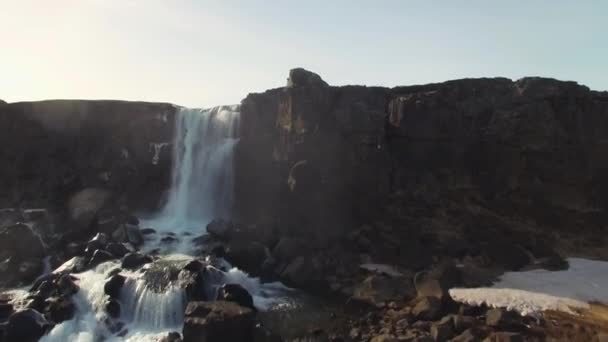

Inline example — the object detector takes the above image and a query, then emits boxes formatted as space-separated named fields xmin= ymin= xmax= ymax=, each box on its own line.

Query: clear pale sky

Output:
xmin=0 ymin=1 xmax=606 ymax=107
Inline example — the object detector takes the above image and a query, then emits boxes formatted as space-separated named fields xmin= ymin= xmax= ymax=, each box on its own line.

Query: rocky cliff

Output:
xmin=235 ymin=69 xmax=608 ymax=259
xmin=0 ymin=100 xmax=176 ymax=211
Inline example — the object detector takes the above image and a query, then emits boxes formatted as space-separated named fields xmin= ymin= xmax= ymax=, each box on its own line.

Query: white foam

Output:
xmin=450 ymin=258 xmax=608 ymax=316
xmin=222 ymin=267 xmax=294 ymax=311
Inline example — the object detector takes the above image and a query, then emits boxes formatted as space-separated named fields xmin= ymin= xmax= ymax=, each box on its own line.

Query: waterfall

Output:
xmin=142 ymin=106 xmax=240 ymax=253
xmin=37 ymin=105 xmax=292 ymax=341
xmin=163 ymin=106 xmax=239 ymax=225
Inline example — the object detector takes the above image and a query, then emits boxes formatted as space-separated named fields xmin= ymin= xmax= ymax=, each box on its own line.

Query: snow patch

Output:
xmin=450 ymin=258 xmax=608 ymax=316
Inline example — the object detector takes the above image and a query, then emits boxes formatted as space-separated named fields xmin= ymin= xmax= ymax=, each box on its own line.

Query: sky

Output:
xmin=0 ymin=0 xmax=606 ymax=107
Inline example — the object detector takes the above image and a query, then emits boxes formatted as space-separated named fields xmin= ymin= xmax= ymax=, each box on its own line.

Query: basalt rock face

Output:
xmin=0 ymin=100 xmax=176 ymax=211
xmin=235 ymin=68 xmax=608 ymax=253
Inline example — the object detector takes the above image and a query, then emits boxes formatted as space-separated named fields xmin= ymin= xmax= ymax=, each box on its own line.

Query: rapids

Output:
xmin=35 ymin=106 xmax=293 ymax=341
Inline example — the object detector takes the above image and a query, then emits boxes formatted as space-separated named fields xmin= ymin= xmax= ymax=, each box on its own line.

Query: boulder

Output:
xmin=206 ymin=219 xmax=234 ymax=240
xmin=57 ymin=274 xmax=79 ymax=297
xmin=485 ymin=308 xmax=521 ymax=330
xmin=287 ymin=68 xmax=329 ymax=88
xmin=105 ymin=299 xmax=121 ymax=318
xmin=106 ymin=242 xmax=129 ymax=258
xmin=112 ymin=224 xmax=144 ymax=247
xmin=88 ymin=249 xmax=115 ymax=267
xmin=225 ymin=241 xmax=268 ymax=275
xmin=121 ymin=253 xmax=152 ymax=270
xmin=45 ymin=296 xmax=75 ymax=323
xmin=412 ymin=296 xmax=443 ymax=321
xmin=178 ymin=269 xmax=207 ymax=302
xmin=430 ymin=315 xmax=454 ymax=341
xmin=279 ymin=256 xmax=324 ymax=290
xmin=353 ymin=275 xmax=412 ymax=307
xmin=182 ymin=301 xmax=255 ymax=342
xmin=160 ymin=331 xmax=182 ymax=342
xmin=5 ymin=309 xmax=50 ymax=342
xmin=0 ymin=303 xmax=13 ymax=322
xmin=216 ymin=284 xmax=255 ymax=310
xmin=418 ymin=262 xmax=462 ymax=299
xmin=104 ymin=274 xmax=126 ymax=298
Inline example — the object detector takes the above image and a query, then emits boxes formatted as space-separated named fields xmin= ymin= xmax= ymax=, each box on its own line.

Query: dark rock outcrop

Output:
xmin=5 ymin=309 xmax=50 ymax=342
xmin=0 ymin=100 xmax=175 ymax=211
xmin=216 ymin=284 xmax=255 ymax=310
xmin=121 ymin=252 xmax=152 ymax=270
xmin=182 ymin=301 xmax=255 ymax=342
xmin=235 ymin=70 xmax=608 ymax=283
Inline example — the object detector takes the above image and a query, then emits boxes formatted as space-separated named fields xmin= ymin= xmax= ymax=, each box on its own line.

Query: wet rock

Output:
xmin=206 ymin=219 xmax=234 ymax=240
xmin=210 ymin=245 xmax=226 ymax=258
xmin=225 ymin=241 xmax=268 ymax=275
xmin=182 ymin=301 xmax=255 ymax=342
xmin=106 ymin=242 xmax=129 ymax=258
xmin=412 ymin=296 xmax=443 ymax=321
xmin=45 ymin=296 xmax=75 ymax=323
xmin=178 ymin=269 xmax=207 ymax=302
xmin=121 ymin=252 xmax=152 ymax=270
xmin=0 ymin=303 xmax=13 ymax=322
xmin=57 ymin=274 xmax=79 ymax=297
xmin=353 ymin=275 xmax=411 ymax=307
xmin=84 ymin=233 xmax=110 ymax=257
xmin=105 ymin=318 xmax=126 ymax=334
xmin=160 ymin=331 xmax=183 ymax=342
xmin=485 ymin=308 xmax=521 ymax=329
xmin=161 ymin=235 xmax=178 ymax=244
xmin=104 ymin=274 xmax=126 ymax=298
xmin=5 ymin=309 xmax=50 ymax=342
xmin=88 ymin=249 xmax=115 ymax=267
xmin=140 ymin=228 xmax=157 ymax=235
xmin=430 ymin=315 xmax=454 ymax=341
xmin=105 ymin=299 xmax=121 ymax=318
xmin=112 ymin=224 xmax=144 ymax=247
xmin=126 ymin=215 xmax=139 ymax=225
xmin=484 ymin=332 xmax=524 ymax=342
xmin=279 ymin=256 xmax=324 ymax=290
xmin=183 ymin=260 xmax=204 ymax=273
xmin=216 ymin=284 xmax=255 ymax=310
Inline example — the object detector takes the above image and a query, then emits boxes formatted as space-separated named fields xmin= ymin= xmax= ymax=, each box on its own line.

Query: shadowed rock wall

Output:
xmin=0 ymin=100 xmax=176 ymax=211
xmin=235 ymin=69 xmax=608 ymax=245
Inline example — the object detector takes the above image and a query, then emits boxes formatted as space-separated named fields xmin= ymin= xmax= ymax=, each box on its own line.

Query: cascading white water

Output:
xmin=37 ymin=106 xmax=292 ymax=341
xmin=153 ymin=106 xmax=239 ymax=235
